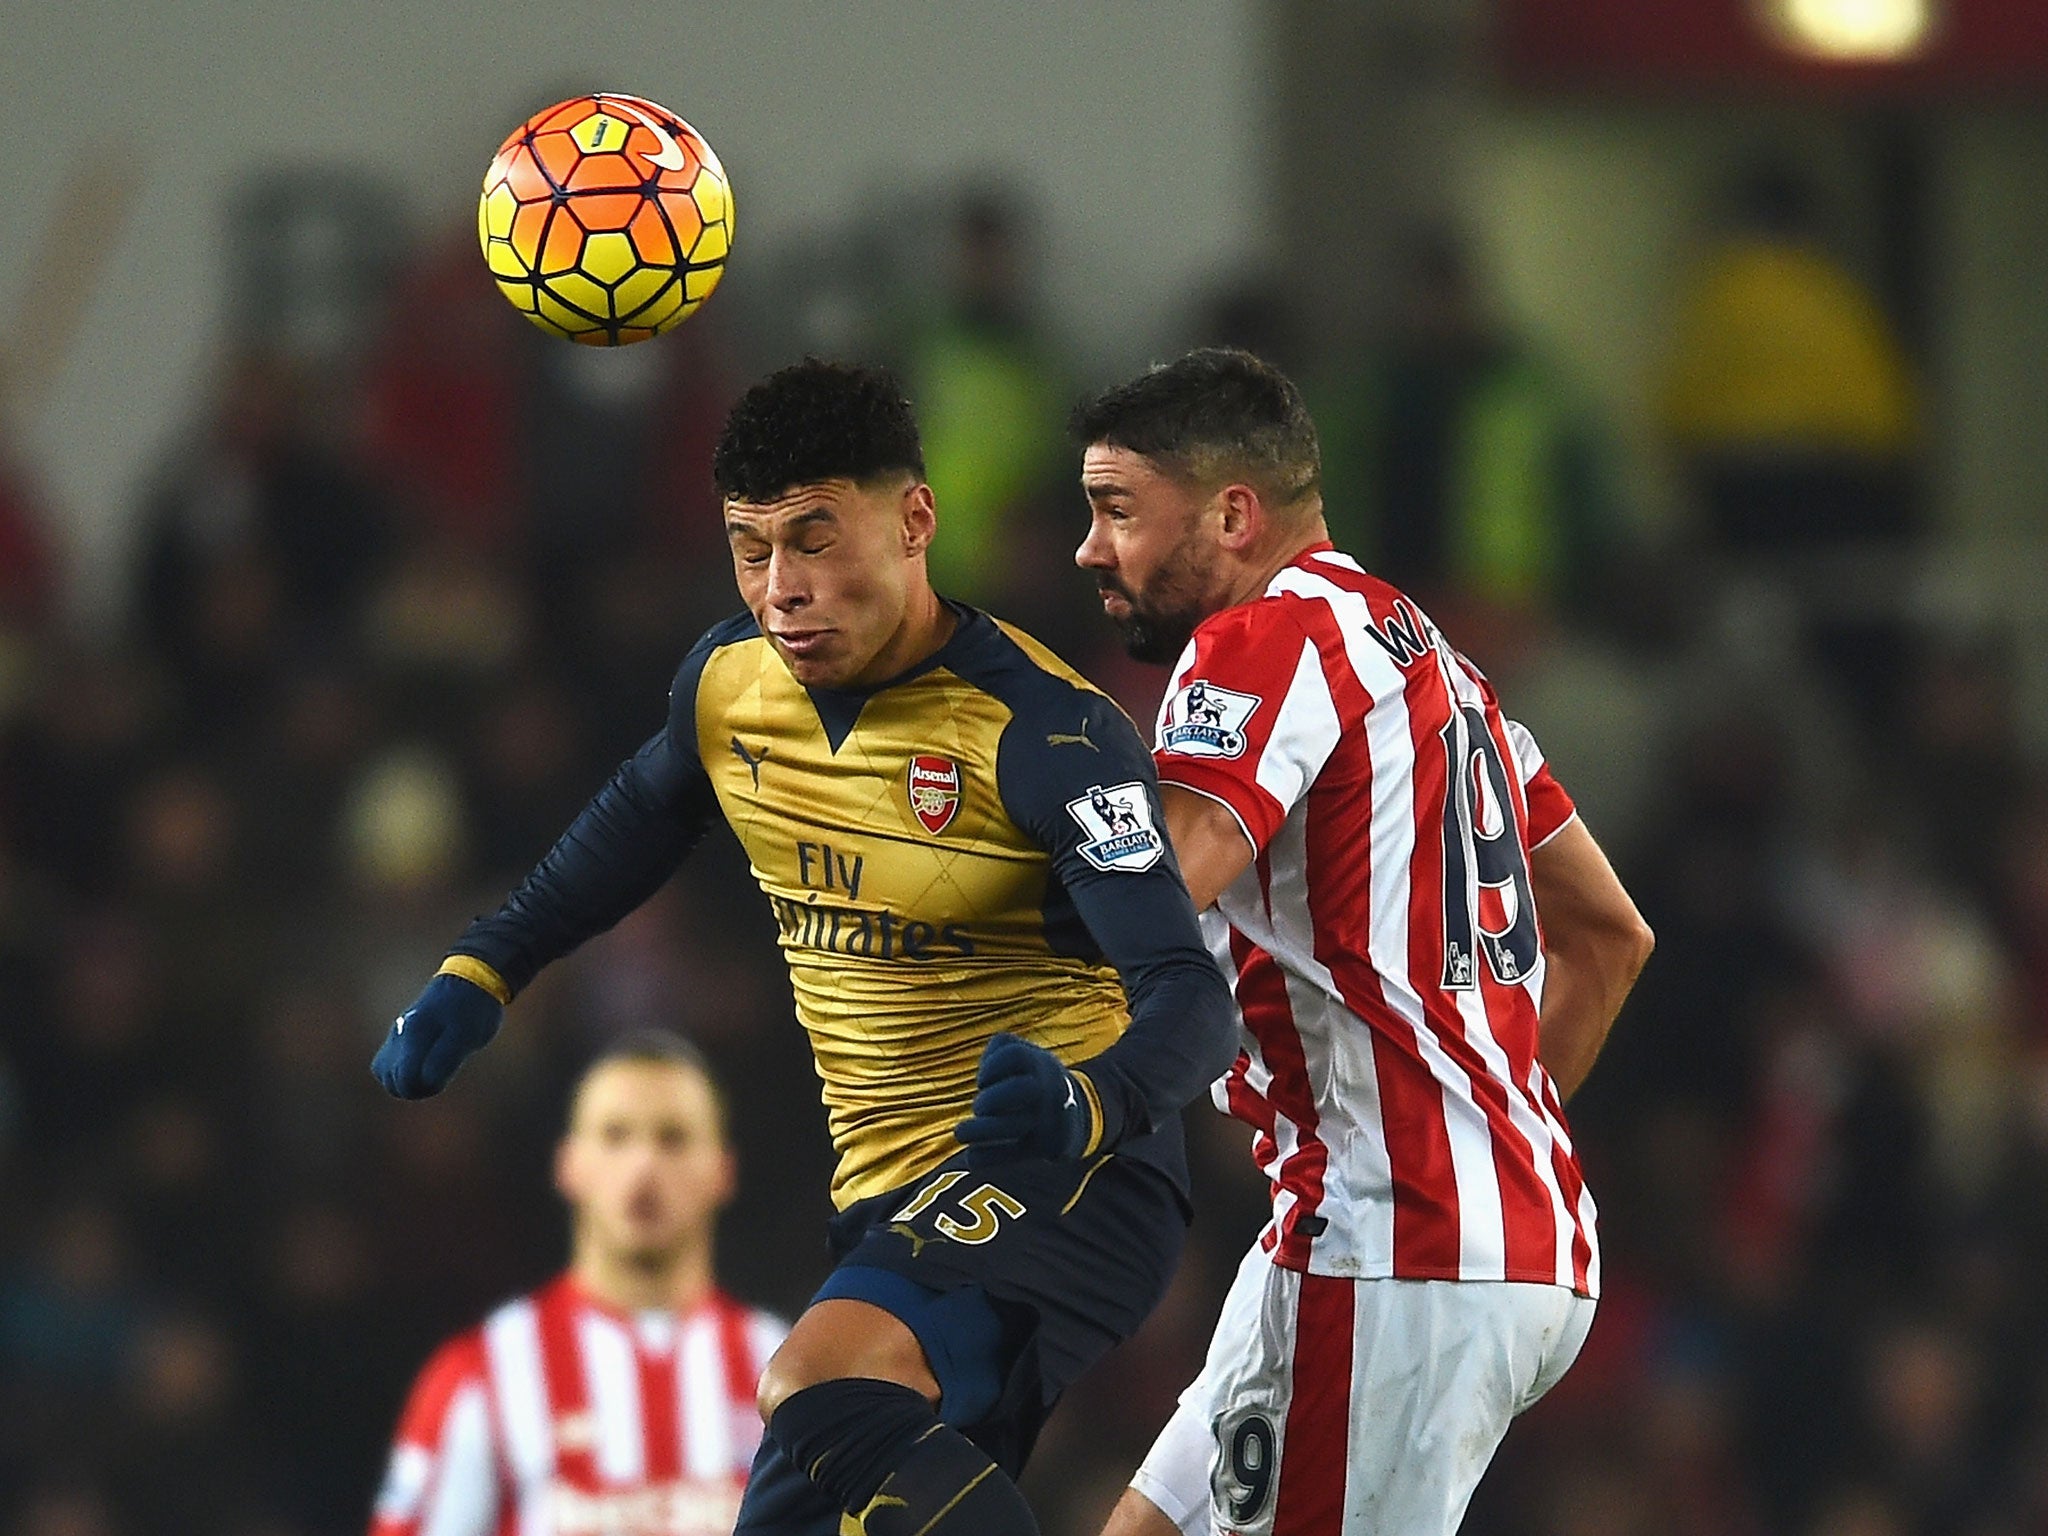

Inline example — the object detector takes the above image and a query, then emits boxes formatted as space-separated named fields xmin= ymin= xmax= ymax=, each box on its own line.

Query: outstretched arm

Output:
xmin=373 ymin=628 xmax=740 ymax=1098
xmin=372 ymin=729 xmax=718 ymax=1098
xmin=447 ymin=729 xmax=716 ymax=997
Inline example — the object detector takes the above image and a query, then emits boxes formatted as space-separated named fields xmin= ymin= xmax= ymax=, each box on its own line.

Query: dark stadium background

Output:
xmin=6 ymin=3 xmax=2048 ymax=1532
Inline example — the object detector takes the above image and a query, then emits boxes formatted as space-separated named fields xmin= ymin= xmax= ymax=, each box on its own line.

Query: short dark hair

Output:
xmin=1068 ymin=347 xmax=1320 ymax=506
xmin=585 ymin=1027 xmax=713 ymax=1079
xmin=572 ymin=1028 xmax=727 ymax=1136
xmin=712 ymin=358 xmax=926 ymax=504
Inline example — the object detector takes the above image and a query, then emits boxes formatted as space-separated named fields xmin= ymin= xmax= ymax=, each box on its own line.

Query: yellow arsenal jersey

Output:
xmin=681 ymin=607 xmax=1175 ymax=1205
xmin=452 ymin=603 xmax=1217 ymax=1209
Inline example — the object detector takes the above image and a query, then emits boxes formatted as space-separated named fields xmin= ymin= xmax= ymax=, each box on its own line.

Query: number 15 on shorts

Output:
xmin=891 ymin=1169 xmax=1027 ymax=1245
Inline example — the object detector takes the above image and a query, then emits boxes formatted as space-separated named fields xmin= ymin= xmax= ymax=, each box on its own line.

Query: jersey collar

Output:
xmin=804 ymin=602 xmax=993 ymax=752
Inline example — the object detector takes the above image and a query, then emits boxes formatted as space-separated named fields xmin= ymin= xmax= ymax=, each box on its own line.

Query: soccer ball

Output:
xmin=477 ymin=93 xmax=733 ymax=346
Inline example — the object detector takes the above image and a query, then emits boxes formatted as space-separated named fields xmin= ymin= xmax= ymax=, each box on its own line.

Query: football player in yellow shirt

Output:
xmin=373 ymin=360 xmax=1236 ymax=1536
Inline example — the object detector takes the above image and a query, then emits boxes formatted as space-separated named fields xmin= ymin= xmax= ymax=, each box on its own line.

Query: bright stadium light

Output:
xmin=1754 ymin=0 xmax=1939 ymax=61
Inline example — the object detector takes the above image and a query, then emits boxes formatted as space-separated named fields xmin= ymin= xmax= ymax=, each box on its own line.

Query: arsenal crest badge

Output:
xmin=907 ymin=755 xmax=962 ymax=835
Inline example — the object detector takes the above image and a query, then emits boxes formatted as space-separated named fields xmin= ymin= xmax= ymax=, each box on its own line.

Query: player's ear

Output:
xmin=553 ymin=1136 xmax=582 ymax=1203
xmin=1217 ymin=483 xmax=1263 ymax=551
xmin=710 ymin=1145 xmax=739 ymax=1210
xmin=901 ymin=481 xmax=938 ymax=557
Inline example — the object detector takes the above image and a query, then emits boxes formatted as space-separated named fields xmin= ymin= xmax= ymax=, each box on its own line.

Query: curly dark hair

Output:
xmin=1068 ymin=347 xmax=1319 ymax=505
xmin=711 ymin=358 xmax=926 ymax=503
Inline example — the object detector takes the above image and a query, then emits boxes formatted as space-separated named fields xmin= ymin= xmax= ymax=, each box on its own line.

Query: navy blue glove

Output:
xmin=954 ymin=1032 xmax=1096 ymax=1168
xmin=371 ymin=972 xmax=503 ymax=1099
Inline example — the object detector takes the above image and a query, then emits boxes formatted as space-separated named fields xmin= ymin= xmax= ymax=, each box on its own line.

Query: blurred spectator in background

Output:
xmin=134 ymin=349 xmax=393 ymax=737
xmin=0 ymin=453 xmax=61 ymax=640
xmin=1312 ymin=226 xmax=1621 ymax=644
xmin=368 ymin=1033 xmax=783 ymax=1536
xmin=1887 ymin=634 xmax=2029 ymax=907
xmin=361 ymin=228 xmax=737 ymax=702
xmin=131 ymin=168 xmax=407 ymax=737
xmin=899 ymin=185 xmax=1071 ymax=623
xmin=1188 ymin=280 xmax=1305 ymax=381
xmin=1 ymin=1196 xmax=147 ymax=1401
xmin=1659 ymin=155 xmax=1921 ymax=556
xmin=359 ymin=231 xmax=532 ymax=559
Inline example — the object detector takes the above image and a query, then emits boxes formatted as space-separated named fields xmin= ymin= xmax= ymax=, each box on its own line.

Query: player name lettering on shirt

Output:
xmin=1364 ymin=597 xmax=1439 ymax=668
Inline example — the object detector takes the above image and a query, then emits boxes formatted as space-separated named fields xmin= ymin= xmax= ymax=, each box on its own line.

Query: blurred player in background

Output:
xmin=370 ymin=360 xmax=1237 ymax=1536
xmin=1071 ymin=350 xmax=1655 ymax=1536
xmin=369 ymin=1030 xmax=784 ymax=1536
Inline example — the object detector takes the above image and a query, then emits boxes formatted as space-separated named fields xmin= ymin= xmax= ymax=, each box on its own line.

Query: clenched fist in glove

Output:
xmin=954 ymin=1032 xmax=1101 ymax=1168
xmin=371 ymin=962 xmax=508 ymax=1099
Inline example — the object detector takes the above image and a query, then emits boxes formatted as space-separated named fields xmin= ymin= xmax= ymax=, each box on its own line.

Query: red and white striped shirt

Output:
xmin=1154 ymin=545 xmax=1597 ymax=1296
xmin=370 ymin=1275 xmax=786 ymax=1536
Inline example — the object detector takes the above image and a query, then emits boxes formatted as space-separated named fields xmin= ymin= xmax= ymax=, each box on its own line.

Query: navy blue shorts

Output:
xmin=732 ymin=1138 xmax=1190 ymax=1536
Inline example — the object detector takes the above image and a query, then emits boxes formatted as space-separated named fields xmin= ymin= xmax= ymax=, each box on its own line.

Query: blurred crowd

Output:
xmin=3 ymin=154 xmax=2047 ymax=1536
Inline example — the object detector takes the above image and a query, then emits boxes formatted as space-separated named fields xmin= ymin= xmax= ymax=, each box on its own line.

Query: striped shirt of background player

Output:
xmin=371 ymin=1276 xmax=786 ymax=1536
xmin=1154 ymin=546 xmax=1598 ymax=1296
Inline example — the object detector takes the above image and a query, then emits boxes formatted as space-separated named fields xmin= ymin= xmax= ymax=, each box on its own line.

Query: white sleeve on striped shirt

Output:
xmin=1251 ymin=633 xmax=1346 ymax=823
xmin=374 ymin=1381 xmax=500 ymax=1536
xmin=421 ymin=1386 xmax=500 ymax=1536
xmin=1503 ymin=719 xmax=1545 ymax=787
xmin=1502 ymin=717 xmax=1578 ymax=848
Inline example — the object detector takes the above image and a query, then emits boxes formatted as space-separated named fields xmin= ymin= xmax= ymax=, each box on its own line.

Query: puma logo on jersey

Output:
xmin=886 ymin=1221 xmax=942 ymax=1258
xmin=850 ymin=1490 xmax=911 ymax=1529
xmin=729 ymin=737 xmax=769 ymax=788
xmin=1046 ymin=721 xmax=1097 ymax=750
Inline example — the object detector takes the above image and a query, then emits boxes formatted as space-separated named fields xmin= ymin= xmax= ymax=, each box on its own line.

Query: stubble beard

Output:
xmin=1103 ymin=539 xmax=1216 ymax=665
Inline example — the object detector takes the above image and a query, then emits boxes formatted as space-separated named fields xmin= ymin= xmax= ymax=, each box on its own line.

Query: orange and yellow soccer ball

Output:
xmin=477 ymin=93 xmax=732 ymax=346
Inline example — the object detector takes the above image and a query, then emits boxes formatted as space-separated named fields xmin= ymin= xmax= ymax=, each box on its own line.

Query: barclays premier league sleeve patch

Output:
xmin=1066 ymin=782 xmax=1166 ymax=872
xmin=1159 ymin=680 xmax=1260 ymax=759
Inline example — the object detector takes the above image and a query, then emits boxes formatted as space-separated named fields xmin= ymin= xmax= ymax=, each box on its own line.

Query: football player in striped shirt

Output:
xmin=371 ymin=360 xmax=1238 ymax=1536
xmin=369 ymin=1031 xmax=786 ymax=1536
xmin=1071 ymin=349 xmax=1656 ymax=1536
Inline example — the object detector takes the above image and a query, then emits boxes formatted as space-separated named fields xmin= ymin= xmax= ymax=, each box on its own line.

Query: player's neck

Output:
xmin=574 ymin=1240 xmax=716 ymax=1315
xmin=1225 ymin=515 xmax=1331 ymax=611
xmin=849 ymin=582 xmax=956 ymax=689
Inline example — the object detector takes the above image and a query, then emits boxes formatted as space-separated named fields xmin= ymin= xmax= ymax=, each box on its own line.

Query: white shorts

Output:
xmin=1130 ymin=1245 xmax=1595 ymax=1536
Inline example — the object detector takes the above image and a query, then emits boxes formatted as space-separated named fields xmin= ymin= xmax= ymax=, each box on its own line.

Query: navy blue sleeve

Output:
xmin=998 ymin=688 xmax=1239 ymax=1153
xmin=449 ymin=621 xmax=740 ymax=996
